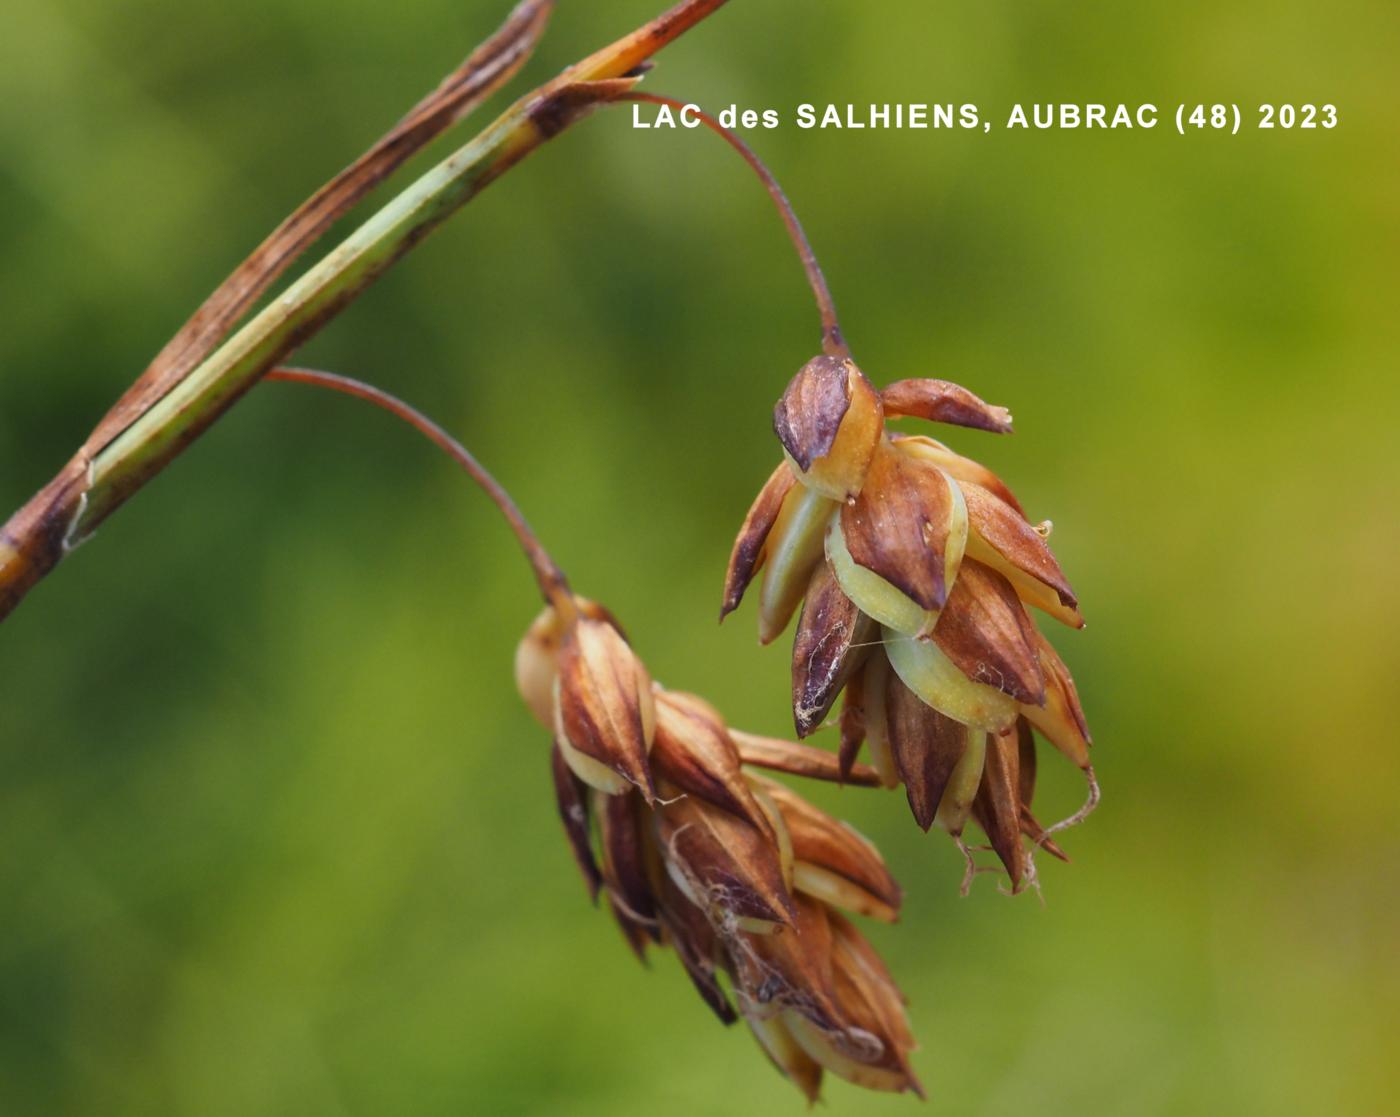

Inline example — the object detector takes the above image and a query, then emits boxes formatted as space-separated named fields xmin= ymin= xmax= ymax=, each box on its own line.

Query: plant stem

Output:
xmin=619 ymin=93 xmax=848 ymax=358
xmin=267 ymin=368 xmax=571 ymax=610
xmin=0 ymin=0 xmax=731 ymax=624
xmin=80 ymin=110 xmax=541 ymax=532
xmin=89 ymin=0 xmax=557 ymax=458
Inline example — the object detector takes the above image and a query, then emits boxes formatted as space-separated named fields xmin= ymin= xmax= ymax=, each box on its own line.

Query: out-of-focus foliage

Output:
xmin=1 ymin=1 xmax=1396 ymax=1113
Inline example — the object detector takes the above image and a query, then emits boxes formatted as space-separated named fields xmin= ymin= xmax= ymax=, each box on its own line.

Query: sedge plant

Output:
xmin=0 ymin=0 xmax=1100 ymax=1100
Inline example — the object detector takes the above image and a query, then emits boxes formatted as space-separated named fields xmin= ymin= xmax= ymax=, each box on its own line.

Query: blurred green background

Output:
xmin=2 ymin=0 xmax=1397 ymax=1113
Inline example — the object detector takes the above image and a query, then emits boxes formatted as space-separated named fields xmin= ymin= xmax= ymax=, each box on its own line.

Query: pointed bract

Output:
xmin=962 ymin=481 xmax=1082 ymax=627
xmin=596 ymin=789 xmax=659 ymax=942
xmin=886 ymin=673 xmax=972 ymax=832
xmin=892 ymin=434 xmax=1026 ymax=516
xmin=774 ymin=356 xmax=884 ymax=499
xmin=932 ymin=558 xmax=1046 ymax=705
xmin=881 ymin=377 xmax=1013 ymax=434
xmin=652 ymin=690 xmax=772 ymax=834
xmin=732 ymin=893 xmax=843 ymax=1031
xmin=550 ymin=744 xmax=601 ymax=901
xmin=655 ymin=866 xmax=737 ymax=1024
xmin=791 ymin=562 xmax=877 ymax=737
xmin=761 ymin=778 xmax=902 ymax=919
xmin=556 ymin=617 xmax=657 ymax=799
xmin=840 ymin=441 xmax=967 ymax=614
xmin=774 ymin=355 xmax=850 ymax=471
xmin=972 ymin=727 xmax=1027 ymax=888
xmin=655 ymin=791 xmax=797 ymax=930
xmin=721 ymin=461 xmax=795 ymax=620
xmin=1020 ymin=631 xmax=1093 ymax=768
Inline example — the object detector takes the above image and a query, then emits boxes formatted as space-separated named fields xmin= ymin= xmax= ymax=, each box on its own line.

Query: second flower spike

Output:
xmin=517 ymin=599 xmax=922 ymax=1100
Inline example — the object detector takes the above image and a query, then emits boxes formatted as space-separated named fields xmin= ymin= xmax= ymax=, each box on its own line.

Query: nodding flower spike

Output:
xmin=724 ymin=356 xmax=1098 ymax=890
xmin=283 ymin=341 xmax=929 ymax=1097
xmin=520 ymin=595 xmax=920 ymax=1100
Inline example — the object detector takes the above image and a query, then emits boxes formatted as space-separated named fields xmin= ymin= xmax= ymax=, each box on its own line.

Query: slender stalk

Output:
xmin=0 ymin=0 xmax=731 ymax=623
xmin=619 ymin=93 xmax=848 ymax=358
xmin=267 ymin=368 xmax=571 ymax=611
xmin=89 ymin=0 xmax=557 ymax=457
xmin=82 ymin=4 xmax=729 ymax=534
xmin=81 ymin=109 xmax=544 ymax=529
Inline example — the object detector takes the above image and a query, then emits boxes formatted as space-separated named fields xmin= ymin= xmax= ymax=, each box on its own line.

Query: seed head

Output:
xmin=518 ymin=599 xmax=921 ymax=1098
xmin=723 ymin=362 xmax=1097 ymax=891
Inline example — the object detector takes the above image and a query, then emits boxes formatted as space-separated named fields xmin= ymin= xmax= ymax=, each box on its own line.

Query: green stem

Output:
xmin=80 ymin=109 xmax=539 ymax=534
xmin=0 ymin=0 xmax=730 ymax=622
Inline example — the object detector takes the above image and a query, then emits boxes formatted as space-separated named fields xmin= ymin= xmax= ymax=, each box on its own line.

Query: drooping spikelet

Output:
xmin=516 ymin=598 xmax=922 ymax=1100
xmin=723 ymin=356 xmax=1097 ymax=892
